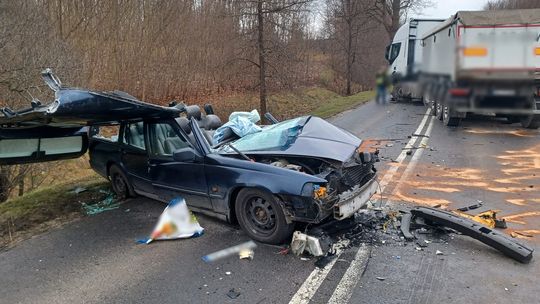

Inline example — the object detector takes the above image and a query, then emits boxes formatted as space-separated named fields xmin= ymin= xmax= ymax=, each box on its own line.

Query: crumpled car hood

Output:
xmin=226 ymin=116 xmax=361 ymax=162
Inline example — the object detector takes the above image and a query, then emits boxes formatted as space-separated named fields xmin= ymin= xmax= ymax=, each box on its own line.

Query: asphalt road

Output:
xmin=1 ymin=100 xmax=538 ymax=304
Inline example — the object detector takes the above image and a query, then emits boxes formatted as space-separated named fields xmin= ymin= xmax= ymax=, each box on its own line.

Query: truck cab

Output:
xmin=386 ymin=19 xmax=445 ymax=101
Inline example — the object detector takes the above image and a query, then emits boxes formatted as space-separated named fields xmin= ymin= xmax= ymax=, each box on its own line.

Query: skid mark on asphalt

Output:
xmin=406 ymin=252 xmax=448 ymax=304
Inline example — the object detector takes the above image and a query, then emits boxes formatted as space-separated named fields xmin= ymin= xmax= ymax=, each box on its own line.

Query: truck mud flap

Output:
xmin=411 ymin=206 xmax=533 ymax=263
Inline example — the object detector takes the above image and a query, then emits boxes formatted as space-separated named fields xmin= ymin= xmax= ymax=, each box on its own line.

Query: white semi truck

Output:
xmin=385 ymin=18 xmax=444 ymax=102
xmin=387 ymin=9 xmax=540 ymax=128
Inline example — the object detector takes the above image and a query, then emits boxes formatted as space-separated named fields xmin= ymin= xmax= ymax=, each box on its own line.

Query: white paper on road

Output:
xmin=139 ymin=197 xmax=204 ymax=244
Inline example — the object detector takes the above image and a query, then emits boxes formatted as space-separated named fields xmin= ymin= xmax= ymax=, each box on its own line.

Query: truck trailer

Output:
xmin=386 ymin=18 xmax=444 ymax=102
xmin=419 ymin=9 xmax=540 ymax=128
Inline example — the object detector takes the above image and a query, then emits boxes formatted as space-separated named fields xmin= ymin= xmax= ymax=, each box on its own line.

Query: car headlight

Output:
xmin=301 ymin=183 xmax=328 ymax=199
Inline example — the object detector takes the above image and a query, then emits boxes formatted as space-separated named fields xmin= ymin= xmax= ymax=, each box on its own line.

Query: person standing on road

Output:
xmin=375 ymin=66 xmax=389 ymax=104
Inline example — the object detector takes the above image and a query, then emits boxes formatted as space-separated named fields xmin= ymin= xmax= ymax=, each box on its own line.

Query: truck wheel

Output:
xmin=521 ymin=115 xmax=540 ymax=129
xmin=435 ymin=101 xmax=443 ymax=120
xmin=109 ymin=164 xmax=134 ymax=200
xmin=443 ymin=105 xmax=461 ymax=127
xmin=235 ymin=188 xmax=295 ymax=244
xmin=506 ymin=115 xmax=520 ymax=124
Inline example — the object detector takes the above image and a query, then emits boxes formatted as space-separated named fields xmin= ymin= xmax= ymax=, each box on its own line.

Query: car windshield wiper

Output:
xmin=224 ymin=143 xmax=252 ymax=161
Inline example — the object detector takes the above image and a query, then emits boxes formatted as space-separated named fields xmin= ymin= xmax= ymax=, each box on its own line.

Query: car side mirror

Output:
xmin=172 ymin=147 xmax=201 ymax=163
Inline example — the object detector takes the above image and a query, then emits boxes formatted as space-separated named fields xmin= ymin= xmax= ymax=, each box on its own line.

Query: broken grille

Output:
xmin=341 ymin=164 xmax=374 ymax=188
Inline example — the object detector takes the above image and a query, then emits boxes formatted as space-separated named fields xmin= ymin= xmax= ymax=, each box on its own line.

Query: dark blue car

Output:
xmin=0 ymin=70 xmax=378 ymax=243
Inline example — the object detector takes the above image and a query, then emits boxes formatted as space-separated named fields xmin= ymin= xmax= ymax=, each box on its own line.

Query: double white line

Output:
xmin=289 ymin=107 xmax=434 ymax=304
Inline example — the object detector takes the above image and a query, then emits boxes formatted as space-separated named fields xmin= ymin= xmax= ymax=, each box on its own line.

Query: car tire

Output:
xmin=235 ymin=188 xmax=295 ymax=244
xmin=109 ymin=164 xmax=133 ymax=200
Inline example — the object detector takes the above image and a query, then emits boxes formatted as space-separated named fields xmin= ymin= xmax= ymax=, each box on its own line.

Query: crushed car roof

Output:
xmin=0 ymin=70 xmax=180 ymax=129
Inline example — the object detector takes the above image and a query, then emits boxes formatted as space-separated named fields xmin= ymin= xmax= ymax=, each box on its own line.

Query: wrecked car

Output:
xmin=0 ymin=70 xmax=379 ymax=244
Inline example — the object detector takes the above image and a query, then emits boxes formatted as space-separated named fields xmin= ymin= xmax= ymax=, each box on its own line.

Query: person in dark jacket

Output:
xmin=375 ymin=66 xmax=390 ymax=104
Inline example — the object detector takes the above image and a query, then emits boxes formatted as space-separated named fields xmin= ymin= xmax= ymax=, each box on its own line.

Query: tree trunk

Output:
xmin=257 ymin=0 xmax=268 ymax=122
xmin=389 ymin=0 xmax=401 ymax=40
xmin=18 ymin=166 xmax=24 ymax=197
xmin=0 ymin=167 xmax=9 ymax=202
xmin=345 ymin=0 xmax=352 ymax=96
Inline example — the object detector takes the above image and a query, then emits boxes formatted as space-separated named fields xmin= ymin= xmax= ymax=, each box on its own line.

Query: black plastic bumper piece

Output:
xmin=411 ymin=206 xmax=533 ymax=263
xmin=400 ymin=213 xmax=414 ymax=241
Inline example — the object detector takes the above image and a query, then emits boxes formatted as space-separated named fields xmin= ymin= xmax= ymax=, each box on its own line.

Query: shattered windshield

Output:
xmin=218 ymin=116 xmax=309 ymax=153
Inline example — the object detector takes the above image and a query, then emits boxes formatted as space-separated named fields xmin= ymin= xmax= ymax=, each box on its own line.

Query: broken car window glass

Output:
xmin=92 ymin=125 xmax=120 ymax=142
xmin=218 ymin=116 xmax=308 ymax=153
xmin=148 ymin=122 xmax=189 ymax=156
xmin=124 ymin=122 xmax=146 ymax=150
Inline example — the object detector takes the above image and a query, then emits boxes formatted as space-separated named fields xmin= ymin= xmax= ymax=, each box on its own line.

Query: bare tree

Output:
xmin=230 ymin=0 xmax=313 ymax=120
xmin=368 ymin=0 xmax=433 ymax=40
xmin=485 ymin=0 xmax=540 ymax=9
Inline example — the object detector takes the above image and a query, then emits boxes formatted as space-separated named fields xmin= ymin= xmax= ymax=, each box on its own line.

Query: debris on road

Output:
xmin=456 ymin=201 xmax=483 ymax=212
xmin=202 ymin=240 xmax=257 ymax=262
xmin=452 ymin=207 xmax=507 ymax=229
xmin=226 ymin=288 xmax=241 ymax=299
xmin=400 ymin=212 xmax=414 ymax=240
xmin=511 ymin=231 xmax=534 ymax=238
xmin=410 ymin=206 xmax=533 ymax=263
xmin=81 ymin=191 xmax=119 ymax=215
xmin=138 ymin=197 xmax=204 ymax=244
xmin=239 ymin=248 xmax=255 ymax=260
xmin=290 ymin=231 xmax=328 ymax=257
xmin=70 ymin=186 xmax=87 ymax=194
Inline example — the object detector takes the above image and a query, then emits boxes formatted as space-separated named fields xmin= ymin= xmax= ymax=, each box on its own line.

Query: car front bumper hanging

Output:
xmin=333 ymin=176 xmax=378 ymax=220
xmin=411 ymin=206 xmax=533 ymax=263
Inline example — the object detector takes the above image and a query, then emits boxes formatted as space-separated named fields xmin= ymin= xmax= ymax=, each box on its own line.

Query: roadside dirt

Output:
xmin=0 ymin=177 xmax=111 ymax=250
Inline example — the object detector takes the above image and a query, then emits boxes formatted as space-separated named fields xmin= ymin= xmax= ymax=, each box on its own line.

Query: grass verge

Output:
xmin=0 ymin=174 xmax=110 ymax=249
xmin=213 ymin=87 xmax=374 ymax=120
xmin=308 ymin=89 xmax=374 ymax=118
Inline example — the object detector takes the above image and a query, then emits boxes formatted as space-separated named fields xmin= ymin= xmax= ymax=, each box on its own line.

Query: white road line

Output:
xmin=327 ymin=245 xmax=370 ymax=304
xmin=288 ymin=107 xmax=433 ymax=304
xmin=288 ymin=256 xmax=339 ymax=304
xmin=397 ymin=115 xmax=435 ymax=184
xmin=325 ymin=110 xmax=436 ymax=304
xmin=378 ymin=107 xmax=432 ymax=192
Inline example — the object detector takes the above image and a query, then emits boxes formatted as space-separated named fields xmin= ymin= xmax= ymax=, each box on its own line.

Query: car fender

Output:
xmin=206 ymin=154 xmax=326 ymax=197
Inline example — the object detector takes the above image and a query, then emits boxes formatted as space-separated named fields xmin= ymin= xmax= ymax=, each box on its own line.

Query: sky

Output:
xmin=416 ymin=0 xmax=490 ymax=19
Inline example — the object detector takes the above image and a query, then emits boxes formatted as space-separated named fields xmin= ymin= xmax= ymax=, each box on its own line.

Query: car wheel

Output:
xmin=235 ymin=188 xmax=295 ymax=244
xmin=109 ymin=164 xmax=133 ymax=200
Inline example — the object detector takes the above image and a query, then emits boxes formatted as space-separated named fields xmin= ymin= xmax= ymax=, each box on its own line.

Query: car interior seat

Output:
xmin=128 ymin=122 xmax=145 ymax=149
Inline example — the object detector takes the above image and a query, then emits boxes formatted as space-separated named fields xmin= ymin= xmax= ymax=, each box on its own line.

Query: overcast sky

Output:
xmin=416 ymin=0 xmax=490 ymax=19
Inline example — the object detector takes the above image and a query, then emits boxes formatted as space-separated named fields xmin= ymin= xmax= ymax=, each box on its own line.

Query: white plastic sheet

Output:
xmin=213 ymin=109 xmax=262 ymax=144
xmin=139 ymin=197 xmax=204 ymax=244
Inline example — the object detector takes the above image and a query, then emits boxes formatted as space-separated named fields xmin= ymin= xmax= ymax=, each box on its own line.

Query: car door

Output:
xmin=146 ymin=120 xmax=211 ymax=209
xmin=121 ymin=121 xmax=154 ymax=195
